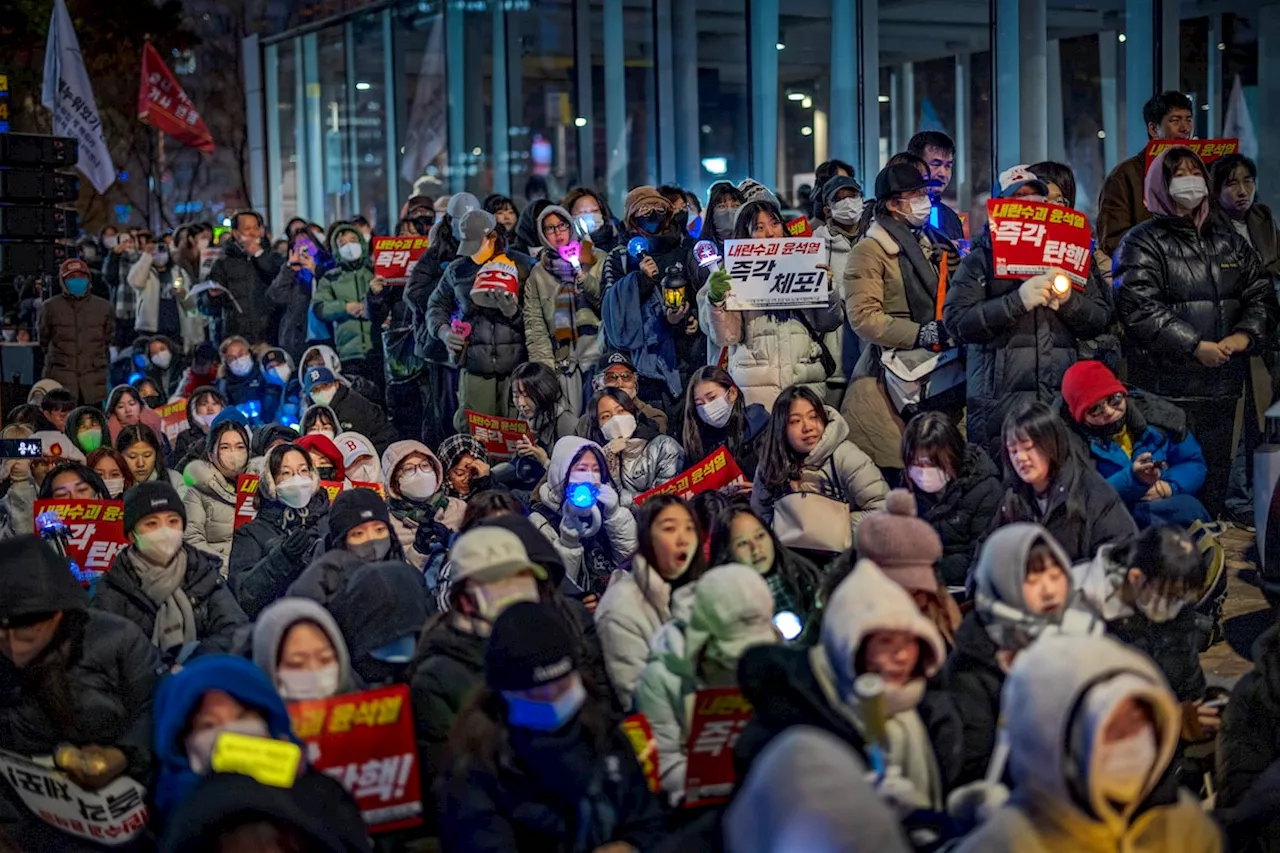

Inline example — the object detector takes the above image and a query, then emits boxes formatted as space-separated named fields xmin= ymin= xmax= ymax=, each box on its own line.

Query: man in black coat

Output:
xmin=301 ymin=365 xmax=398 ymax=455
xmin=206 ymin=211 xmax=284 ymax=345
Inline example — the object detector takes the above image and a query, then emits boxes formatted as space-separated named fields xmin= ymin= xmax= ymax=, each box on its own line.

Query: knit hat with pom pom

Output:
xmin=854 ymin=489 xmax=943 ymax=593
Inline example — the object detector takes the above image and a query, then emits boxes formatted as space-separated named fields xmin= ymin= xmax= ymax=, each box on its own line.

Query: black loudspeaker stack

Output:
xmin=0 ymin=133 xmax=80 ymax=284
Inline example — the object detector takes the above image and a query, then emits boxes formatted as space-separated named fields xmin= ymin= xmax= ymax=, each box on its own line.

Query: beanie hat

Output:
xmin=854 ymin=490 xmax=942 ymax=593
xmin=737 ymin=178 xmax=781 ymax=209
xmin=624 ymin=186 xmax=670 ymax=223
xmin=210 ymin=407 xmax=249 ymax=431
xmin=450 ymin=527 xmax=548 ymax=585
xmin=485 ymin=601 xmax=579 ymax=692
xmin=327 ymin=488 xmax=391 ymax=545
xmin=437 ymin=433 xmax=488 ymax=474
xmin=0 ymin=536 xmax=89 ymax=626
xmin=1061 ymin=360 xmax=1127 ymax=423
xmin=124 ymin=481 xmax=187 ymax=533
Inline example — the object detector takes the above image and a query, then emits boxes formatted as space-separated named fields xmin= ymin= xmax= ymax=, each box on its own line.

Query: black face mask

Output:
xmin=1080 ymin=416 xmax=1125 ymax=442
xmin=671 ymin=210 xmax=689 ymax=233
xmin=316 ymin=466 xmax=336 ymax=481
xmin=637 ymin=212 xmax=667 ymax=235
xmin=143 ymin=394 xmax=164 ymax=408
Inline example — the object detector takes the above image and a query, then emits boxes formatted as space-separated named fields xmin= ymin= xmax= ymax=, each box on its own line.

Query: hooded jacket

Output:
xmin=182 ymin=455 xmax=244 ymax=568
xmin=300 ymin=344 xmax=385 ymax=403
xmin=911 ymin=443 xmax=1004 ymax=587
xmin=942 ymin=229 xmax=1114 ymax=451
xmin=65 ymin=405 xmax=110 ymax=456
xmin=170 ymin=385 xmax=224 ymax=471
xmin=143 ymin=334 xmax=188 ymax=400
xmin=251 ymin=596 xmax=359 ymax=696
xmin=524 ymin=205 xmax=606 ymax=372
xmin=425 ymin=250 xmax=533 ymax=378
xmin=37 ymin=286 xmax=113 ymax=406
xmin=952 ymin=634 xmax=1221 ymax=853
xmin=751 ymin=406 xmax=890 ymax=541
xmin=106 ymin=384 xmax=168 ymax=447
xmin=313 ymin=226 xmax=376 ymax=362
xmin=325 ymin=561 xmax=432 ymax=686
xmin=381 ymin=440 xmax=466 ymax=574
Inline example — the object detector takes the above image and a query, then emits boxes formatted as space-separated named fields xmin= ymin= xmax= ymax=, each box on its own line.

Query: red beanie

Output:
xmin=1061 ymin=360 xmax=1126 ymax=422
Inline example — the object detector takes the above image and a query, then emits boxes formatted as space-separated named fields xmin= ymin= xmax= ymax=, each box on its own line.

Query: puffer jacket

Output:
xmin=1115 ymin=212 xmax=1277 ymax=399
xmin=227 ymin=484 xmax=330 ymax=619
xmin=1219 ymin=624 xmax=1280 ymax=852
xmin=751 ymin=406 xmax=890 ymax=542
xmin=942 ymin=230 xmax=1113 ymax=452
xmin=381 ymin=440 xmax=466 ymax=574
xmin=911 ymin=444 xmax=1004 ymax=587
xmin=814 ymin=221 xmax=858 ymax=391
xmin=608 ymin=435 xmax=685 ymax=506
xmin=37 ymin=292 xmax=114 ymax=404
xmin=425 ymin=252 xmax=531 ymax=378
xmin=940 ymin=610 xmax=1007 ymax=786
xmin=312 ymin=228 xmax=376 ymax=362
xmin=182 ymin=459 xmax=240 ymax=569
xmin=207 ymin=238 xmax=284 ymax=345
xmin=700 ymin=283 xmax=844 ymax=412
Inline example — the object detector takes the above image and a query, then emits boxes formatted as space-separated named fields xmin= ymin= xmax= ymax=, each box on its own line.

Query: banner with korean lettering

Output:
xmin=987 ymin=198 xmax=1093 ymax=286
xmin=287 ymin=685 xmax=421 ymax=833
xmin=722 ymin=238 xmax=828 ymax=310
xmin=1144 ymin=138 xmax=1239 ymax=172
xmin=621 ymin=714 xmax=660 ymax=794
xmin=32 ymin=499 xmax=127 ymax=584
xmin=633 ymin=447 xmax=745 ymax=506
xmin=784 ymin=216 xmax=812 ymax=237
xmin=234 ymin=474 xmax=260 ymax=529
xmin=684 ymin=688 xmax=753 ymax=808
xmin=464 ymin=410 xmax=529 ymax=461
xmin=155 ymin=398 xmax=189 ymax=444
xmin=371 ymin=236 xmax=431 ymax=282
xmin=137 ymin=42 xmax=214 ymax=153
xmin=0 ymin=749 xmax=148 ymax=847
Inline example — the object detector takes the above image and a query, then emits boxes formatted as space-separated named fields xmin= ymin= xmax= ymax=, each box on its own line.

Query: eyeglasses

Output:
xmin=1085 ymin=392 xmax=1126 ymax=420
xmin=603 ymin=370 xmax=635 ymax=384
xmin=544 ymin=223 xmax=571 ymax=236
xmin=399 ymin=463 xmax=432 ymax=477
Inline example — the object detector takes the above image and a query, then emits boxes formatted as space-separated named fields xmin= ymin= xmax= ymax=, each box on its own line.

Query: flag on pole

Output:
xmin=1223 ymin=74 xmax=1257 ymax=160
xmin=138 ymin=42 xmax=214 ymax=153
xmin=41 ymin=0 xmax=115 ymax=192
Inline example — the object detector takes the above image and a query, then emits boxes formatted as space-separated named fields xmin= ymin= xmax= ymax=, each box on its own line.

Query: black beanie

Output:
xmin=123 ymin=481 xmax=187 ymax=533
xmin=0 ymin=535 xmax=88 ymax=626
xmin=328 ymin=488 xmax=391 ymax=545
xmin=485 ymin=601 xmax=579 ymax=692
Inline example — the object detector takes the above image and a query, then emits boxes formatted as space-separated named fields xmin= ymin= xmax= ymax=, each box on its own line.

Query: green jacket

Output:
xmin=312 ymin=229 xmax=374 ymax=361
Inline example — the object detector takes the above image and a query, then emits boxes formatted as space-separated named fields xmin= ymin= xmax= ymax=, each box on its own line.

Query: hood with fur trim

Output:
xmin=380 ymin=440 xmax=444 ymax=500
xmin=300 ymin=345 xmax=351 ymax=386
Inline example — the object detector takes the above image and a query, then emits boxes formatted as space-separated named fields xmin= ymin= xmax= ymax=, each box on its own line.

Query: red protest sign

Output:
xmin=634 ymin=447 xmax=746 ymax=507
xmin=320 ymin=481 xmax=344 ymax=503
xmin=349 ymin=480 xmax=386 ymax=499
xmin=621 ymin=714 xmax=660 ymax=794
xmin=371 ymin=236 xmax=430 ymax=282
xmin=32 ymin=499 xmax=128 ymax=585
xmin=472 ymin=254 xmax=520 ymax=297
xmin=137 ymin=42 xmax=214 ymax=153
xmin=684 ymin=687 xmax=753 ymax=808
xmin=155 ymin=398 xmax=189 ymax=444
xmin=784 ymin=216 xmax=812 ymax=237
xmin=987 ymin=198 xmax=1093 ymax=286
xmin=464 ymin=410 xmax=530 ymax=461
xmin=1144 ymin=138 xmax=1239 ymax=172
xmin=287 ymin=685 xmax=422 ymax=833
xmin=234 ymin=474 xmax=260 ymax=529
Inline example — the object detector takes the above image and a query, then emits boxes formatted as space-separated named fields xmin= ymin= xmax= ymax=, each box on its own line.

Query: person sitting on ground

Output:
xmin=301 ymin=364 xmax=397 ymax=455
xmin=252 ymin=596 xmax=362 ymax=701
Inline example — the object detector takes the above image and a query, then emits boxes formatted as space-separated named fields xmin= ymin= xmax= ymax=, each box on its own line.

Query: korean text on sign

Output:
xmin=722 ymin=237 xmax=828 ymax=311
xmin=155 ymin=398 xmax=189 ymax=444
xmin=633 ymin=447 xmax=745 ymax=506
xmin=621 ymin=714 xmax=661 ymax=794
xmin=464 ymin=410 xmax=530 ymax=461
xmin=32 ymin=499 xmax=128 ymax=582
xmin=684 ymin=688 xmax=753 ymax=808
xmin=372 ymin=236 xmax=431 ymax=281
xmin=287 ymin=685 xmax=422 ymax=833
xmin=0 ymin=749 xmax=148 ymax=847
xmin=987 ymin=198 xmax=1094 ymax=286
xmin=234 ymin=473 xmax=260 ymax=529
xmin=1144 ymin=138 xmax=1239 ymax=172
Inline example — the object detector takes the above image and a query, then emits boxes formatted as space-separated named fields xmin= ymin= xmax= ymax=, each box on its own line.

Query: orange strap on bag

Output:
xmin=934 ymin=252 xmax=949 ymax=321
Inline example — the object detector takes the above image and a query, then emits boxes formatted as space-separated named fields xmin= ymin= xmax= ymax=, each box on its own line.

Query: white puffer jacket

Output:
xmin=814 ymin=222 xmax=858 ymax=390
xmin=182 ymin=459 xmax=238 ymax=570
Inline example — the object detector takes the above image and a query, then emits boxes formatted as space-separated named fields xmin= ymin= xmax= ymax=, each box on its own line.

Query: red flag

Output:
xmin=138 ymin=42 xmax=214 ymax=153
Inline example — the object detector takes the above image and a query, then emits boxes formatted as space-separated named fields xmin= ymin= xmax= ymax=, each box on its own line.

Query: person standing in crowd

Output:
xmin=127 ymin=234 xmax=187 ymax=346
xmin=301 ymin=365 xmax=397 ymax=454
xmin=105 ymin=230 xmax=139 ymax=349
xmin=1114 ymin=146 xmax=1277 ymax=517
xmin=1060 ymin=360 xmax=1211 ymax=528
xmin=809 ymin=158 xmax=857 ymax=222
xmin=1214 ymin=153 xmax=1280 ymax=275
xmin=381 ymin=440 xmax=466 ymax=577
xmin=37 ymin=258 xmax=114 ymax=406
xmin=843 ymin=163 xmax=963 ymax=478
xmin=812 ymin=175 xmax=865 ymax=402
xmin=563 ymin=186 xmax=621 ymax=255
xmin=252 ymin=596 xmax=359 ymax=700
xmin=92 ymin=482 xmax=247 ymax=658
xmin=0 ymin=536 xmax=164 ymax=852
xmin=582 ymin=387 xmax=684 ymax=506
xmin=681 ymin=365 xmax=769 ymax=481
xmin=511 ymin=199 xmax=552 ymax=255
xmin=183 ymin=417 xmax=252 ymax=569
xmin=312 ymin=224 xmax=381 ymax=385
xmin=205 ymin=211 xmax=284 ymax=345
xmin=268 ymin=227 xmax=334 ymax=363
xmin=144 ymin=335 xmax=187 ymax=401
xmin=907 ymin=130 xmax=966 ymax=241
xmin=1098 ymin=91 xmax=1195 ymax=254
xmin=943 ymin=166 xmax=1113 ymax=455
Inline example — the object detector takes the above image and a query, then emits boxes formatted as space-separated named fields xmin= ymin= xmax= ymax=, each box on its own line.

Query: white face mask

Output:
xmin=1168 ymin=175 xmax=1208 ymax=209
xmin=134 ymin=526 xmax=183 ymax=564
xmin=830 ymin=197 xmax=865 ymax=225
xmin=186 ymin=716 xmax=272 ymax=774
xmin=907 ymin=465 xmax=950 ymax=494
xmin=905 ymin=196 xmax=933 ymax=227
xmin=601 ymin=413 xmax=637 ymax=442
xmin=338 ymin=242 xmax=363 ymax=263
xmin=1098 ymin=724 xmax=1158 ymax=803
xmin=348 ymin=462 xmax=378 ymax=483
xmin=399 ymin=469 xmax=439 ymax=501
xmin=104 ymin=477 xmax=125 ymax=498
xmin=697 ymin=395 xmax=734 ymax=429
xmin=276 ymin=664 xmax=341 ymax=701
xmin=153 ymin=250 xmax=170 ymax=267
xmin=229 ymin=355 xmax=254 ymax=377
xmin=311 ymin=387 xmax=336 ymax=408
xmin=275 ymin=474 xmax=316 ymax=509
xmin=577 ymin=212 xmax=603 ymax=233
xmin=102 ymin=235 xmax=119 ymax=250
xmin=269 ymin=364 xmax=292 ymax=385
xmin=193 ymin=413 xmax=216 ymax=430
xmin=151 ymin=350 xmax=172 ymax=369
xmin=1134 ymin=586 xmax=1188 ymax=623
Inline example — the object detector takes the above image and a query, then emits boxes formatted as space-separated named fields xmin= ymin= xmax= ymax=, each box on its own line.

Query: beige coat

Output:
xmin=522 ymin=247 xmax=605 ymax=371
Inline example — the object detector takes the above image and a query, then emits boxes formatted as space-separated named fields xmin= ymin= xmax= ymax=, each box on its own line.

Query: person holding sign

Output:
xmin=680 ymin=365 xmax=769 ymax=481
xmin=1115 ymin=147 xmax=1278 ymax=518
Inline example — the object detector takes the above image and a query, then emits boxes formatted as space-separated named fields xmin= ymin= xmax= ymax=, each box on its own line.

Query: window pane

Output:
xmin=506 ymin=1 xmax=578 ymax=203
xmin=317 ymin=26 xmax=352 ymax=224
xmin=351 ymin=13 xmax=389 ymax=230
xmin=588 ymin=0 xmax=657 ymax=209
xmin=395 ymin=4 xmax=449 ymax=204
xmin=778 ymin=4 xmax=831 ymax=212
xmin=276 ymin=39 xmax=299 ymax=223
xmin=696 ymin=0 xmax=749 ymax=193
xmin=1059 ymin=34 xmax=1106 ymax=218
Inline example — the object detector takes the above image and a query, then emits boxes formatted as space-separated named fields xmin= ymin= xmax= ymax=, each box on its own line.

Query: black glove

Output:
xmin=914 ymin=320 xmax=950 ymax=351
xmin=280 ymin=527 xmax=315 ymax=563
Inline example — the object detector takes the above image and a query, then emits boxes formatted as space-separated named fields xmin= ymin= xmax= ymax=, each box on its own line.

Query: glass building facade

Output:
xmin=243 ymin=0 xmax=1278 ymax=232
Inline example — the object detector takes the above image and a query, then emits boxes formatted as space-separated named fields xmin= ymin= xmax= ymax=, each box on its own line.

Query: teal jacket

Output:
xmin=312 ymin=228 xmax=375 ymax=361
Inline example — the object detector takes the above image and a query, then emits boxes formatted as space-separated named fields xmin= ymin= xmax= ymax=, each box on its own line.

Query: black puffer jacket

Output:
xmin=1219 ymin=624 xmax=1280 ymax=852
xmin=1115 ymin=212 xmax=1277 ymax=399
xmin=942 ymin=230 xmax=1114 ymax=451
xmin=326 ymin=383 xmax=397 ymax=455
xmin=406 ymin=240 xmax=457 ymax=365
xmin=227 ymin=490 xmax=330 ymax=619
xmin=207 ymin=238 xmax=284 ymax=345
xmin=939 ymin=611 xmax=1005 ymax=786
xmin=91 ymin=543 xmax=248 ymax=658
xmin=425 ymin=252 xmax=533 ymax=378
xmin=912 ymin=444 xmax=1004 ymax=587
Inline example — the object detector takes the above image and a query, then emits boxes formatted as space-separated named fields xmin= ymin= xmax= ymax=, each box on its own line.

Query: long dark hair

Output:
xmin=682 ymin=365 xmax=747 ymax=461
xmin=115 ymin=423 xmax=170 ymax=482
xmin=710 ymin=502 xmax=822 ymax=613
xmin=511 ymin=362 xmax=564 ymax=437
xmin=731 ymin=200 xmax=784 ymax=240
xmin=901 ymin=411 xmax=965 ymax=480
xmin=1028 ymin=161 xmax=1078 ymax=208
xmin=700 ymin=184 xmax=746 ymax=242
xmin=585 ymin=387 xmax=656 ymax=447
xmin=1000 ymin=400 xmax=1088 ymax=523
xmin=636 ymin=494 xmax=707 ymax=585
xmin=1161 ymin=147 xmax=1209 ymax=188
xmin=37 ymin=462 xmax=110 ymax=501
xmin=755 ymin=385 xmax=829 ymax=493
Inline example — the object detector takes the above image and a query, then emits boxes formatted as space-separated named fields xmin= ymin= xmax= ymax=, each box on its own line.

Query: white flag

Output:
xmin=1223 ymin=74 xmax=1258 ymax=160
xmin=41 ymin=0 xmax=115 ymax=192
xmin=399 ymin=14 xmax=446 ymax=186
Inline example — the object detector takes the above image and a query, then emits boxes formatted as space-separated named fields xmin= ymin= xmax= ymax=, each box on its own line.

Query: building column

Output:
xmin=993 ymin=0 xmax=1020 ymax=168
xmin=1159 ymin=0 xmax=1180 ymax=93
xmin=258 ymin=38 xmax=278 ymax=223
xmin=603 ymin=0 xmax=626 ymax=213
xmin=892 ymin=63 xmax=914 ymax=153
xmin=446 ymin=4 xmax=466 ymax=193
xmin=750 ymin=0 xmax=779 ymax=187
xmin=1099 ymin=30 xmax=1120 ymax=173
xmin=673 ymin=0 xmax=700 ymax=193
xmin=382 ymin=10 xmax=398 ymax=220
xmin=954 ymin=53 xmax=970 ymax=211
xmin=574 ymin=0 xmax=595 ymax=187
xmin=855 ymin=0 xmax=880 ymax=185
xmin=1046 ymin=39 xmax=1065 ymax=162
xmin=343 ymin=21 xmax=359 ymax=217
xmin=1123 ymin=0 xmax=1155 ymax=158
xmin=654 ymin=0 xmax=676 ymax=183
xmin=491 ymin=3 xmax=510 ymax=196
xmin=294 ymin=42 xmax=308 ymax=220
xmin=829 ymin=0 xmax=857 ymax=165
xmin=1259 ymin=4 xmax=1280 ymax=214
xmin=1206 ymin=14 xmax=1222 ymax=137
xmin=302 ymin=33 xmax=324 ymax=222
xmin=1018 ymin=0 xmax=1048 ymax=165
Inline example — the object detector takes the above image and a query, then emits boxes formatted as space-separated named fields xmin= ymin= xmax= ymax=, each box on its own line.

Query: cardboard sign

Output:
xmin=784 ymin=216 xmax=812 ymax=237
xmin=372 ymin=236 xmax=430 ymax=282
xmin=199 ymin=246 xmax=222 ymax=280
xmin=211 ymin=733 xmax=302 ymax=789
xmin=0 ymin=749 xmax=148 ymax=847
xmin=684 ymin=688 xmax=753 ymax=808
xmin=621 ymin=714 xmax=661 ymax=794
xmin=471 ymin=253 xmax=520 ymax=297
xmin=634 ymin=447 xmax=745 ymax=506
xmin=722 ymin=238 xmax=828 ymax=310
xmin=1144 ymin=138 xmax=1239 ymax=172
xmin=155 ymin=398 xmax=189 ymax=444
xmin=987 ymin=198 xmax=1093 ymax=286
xmin=234 ymin=474 xmax=260 ymax=529
xmin=32 ymin=499 xmax=128 ymax=585
xmin=464 ymin=410 xmax=530 ymax=461
xmin=287 ymin=685 xmax=422 ymax=833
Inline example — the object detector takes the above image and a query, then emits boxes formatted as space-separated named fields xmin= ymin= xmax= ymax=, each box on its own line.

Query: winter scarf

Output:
xmin=876 ymin=215 xmax=942 ymax=324
xmin=133 ymin=546 xmax=197 ymax=650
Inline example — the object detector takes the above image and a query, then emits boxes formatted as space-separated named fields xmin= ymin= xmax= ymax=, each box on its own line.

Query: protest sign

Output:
xmin=32 ymin=499 xmax=128 ymax=584
xmin=199 ymin=246 xmax=222 ymax=279
xmin=0 ymin=749 xmax=148 ymax=847
xmin=372 ymin=236 xmax=430 ymax=282
xmin=621 ymin=714 xmax=660 ymax=794
xmin=464 ymin=410 xmax=529 ymax=461
xmin=287 ymin=685 xmax=422 ymax=833
xmin=987 ymin=198 xmax=1093 ymax=286
xmin=349 ymin=480 xmax=386 ymax=499
xmin=320 ymin=480 xmax=344 ymax=502
xmin=234 ymin=473 xmax=259 ymax=529
xmin=684 ymin=688 xmax=753 ymax=808
xmin=722 ymin=238 xmax=827 ymax=310
xmin=1144 ymin=138 xmax=1239 ymax=172
xmin=784 ymin=216 xmax=812 ymax=237
xmin=155 ymin=398 xmax=189 ymax=444
xmin=472 ymin=253 xmax=520 ymax=297
xmin=634 ymin=447 xmax=745 ymax=506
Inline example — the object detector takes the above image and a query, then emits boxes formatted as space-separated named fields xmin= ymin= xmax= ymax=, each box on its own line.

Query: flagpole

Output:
xmin=155 ymin=127 xmax=165 ymax=233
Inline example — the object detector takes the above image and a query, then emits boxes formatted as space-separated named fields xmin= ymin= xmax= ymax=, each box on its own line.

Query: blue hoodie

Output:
xmin=152 ymin=654 xmax=300 ymax=816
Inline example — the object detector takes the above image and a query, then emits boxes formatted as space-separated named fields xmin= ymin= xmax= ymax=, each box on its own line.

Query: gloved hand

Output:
xmin=867 ymin=767 xmax=927 ymax=819
xmin=437 ymin=324 xmax=466 ymax=358
xmin=492 ymin=288 xmax=520 ymax=319
xmin=280 ymin=527 xmax=315 ymax=563
xmin=914 ymin=319 xmax=950 ymax=351
xmin=946 ymin=780 xmax=1010 ymax=827
xmin=596 ymin=483 xmax=620 ymax=516
xmin=707 ymin=268 xmax=732 ymax=304
xmin=559 ymin=513 xmax=586 ymax=545
xmin=1017 ymin=272 xmax=1054 ymax=312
